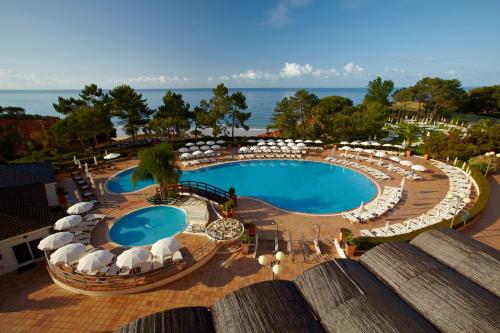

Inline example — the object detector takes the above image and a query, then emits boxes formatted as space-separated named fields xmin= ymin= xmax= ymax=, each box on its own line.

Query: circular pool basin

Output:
xmin=107 ymin=160 xmax=377 ymax=214
xmin=109 ymin=206 xmax=187 ymax=246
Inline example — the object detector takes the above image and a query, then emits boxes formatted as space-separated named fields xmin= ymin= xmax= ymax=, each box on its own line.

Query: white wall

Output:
xmin=45 ymin=182 xmax=58 ymax=207
xmin=0 ymin=227 xmax=50 ymax=275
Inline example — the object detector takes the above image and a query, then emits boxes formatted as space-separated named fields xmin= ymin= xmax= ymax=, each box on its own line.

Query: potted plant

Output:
xmin=241 ymin=232 xmax=250 ymax=254
xmin=343 ymin=229 xmax=358 ymax=258
xmin=222 ymin=198 xmax=236 ymax=217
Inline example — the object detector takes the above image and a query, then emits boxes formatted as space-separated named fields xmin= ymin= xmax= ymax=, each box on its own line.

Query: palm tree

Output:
xmin=399 ymin=123 xmax=420 ymax=150
xmin=132 ymin=143 xmax=179 ymax=199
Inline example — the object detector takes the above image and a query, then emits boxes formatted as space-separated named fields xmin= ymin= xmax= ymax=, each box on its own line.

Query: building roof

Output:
xmin=0 ymin=161 xmax=56 ymax=189
xmin=0 ymin=183 xmax=52 ymax=241
xmin=115 ymin=228 xmax=500 ymax=333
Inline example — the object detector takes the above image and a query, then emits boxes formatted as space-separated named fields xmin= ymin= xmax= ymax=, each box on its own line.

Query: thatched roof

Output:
xmin=359 ymin=242 xmax=500 ymax=332
xmin=210 ymin=280 xmax=324 ymax=333
xmin=115 ymin=307 xmax=214 ymax=333
xmin=294 ymin=260 xmax=437 ymax=332
xmin=411 ymin=228 xmax=500 ymax=296
xmin=115 ymin=229 xmax=500 ymax=333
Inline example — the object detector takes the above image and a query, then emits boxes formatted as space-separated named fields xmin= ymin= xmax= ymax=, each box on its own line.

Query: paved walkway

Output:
xmin=462 ymin=173 xmax=500 ymax=249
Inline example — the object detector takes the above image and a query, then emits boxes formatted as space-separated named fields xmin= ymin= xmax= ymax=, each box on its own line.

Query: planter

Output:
xmin=241 ymin=243 xmax=250 ymax=254
xmin=345 ymin=244 xmax=356 ymax=257
xmin=405 ymin=150 xmax=413 ymax=156
xmin=423 ymin=154 xmax=430 ymax=160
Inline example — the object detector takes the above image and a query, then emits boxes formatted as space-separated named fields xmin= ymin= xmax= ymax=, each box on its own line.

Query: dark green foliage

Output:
xmin=150 ymin=91 xmax=191 ymax=140
xmin=109 ymin=85 xmax=153 ymax=141
xmin=364 ymin=76 xmax=394 ymax=106
xmin=463 ymin=85 xmax=500 ymax=118
xmin=0 ymin=106 xmax=25 ymax=115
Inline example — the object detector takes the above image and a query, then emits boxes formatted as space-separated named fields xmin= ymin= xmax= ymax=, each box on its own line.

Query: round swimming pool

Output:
xmin=109 ymin=206 xmax=187 ymax=246
xmin=107 ymin=160 xmax=377 ymax=214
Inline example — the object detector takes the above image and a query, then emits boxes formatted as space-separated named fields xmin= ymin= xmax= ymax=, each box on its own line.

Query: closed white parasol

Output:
xmin=104 ymin=153 xmax=121 ymax=160
xmin=50 ymin=243 xmax=86 ymax=265
xmin=38 ymin=232 xmax=74 ymax=251
xmin=54 ymin=215 xmax=82 ymax=231
xmin=151 ymin=238 xmax=180 ymax=258
xmin=67 ymin=201 xmax=93 ymax=214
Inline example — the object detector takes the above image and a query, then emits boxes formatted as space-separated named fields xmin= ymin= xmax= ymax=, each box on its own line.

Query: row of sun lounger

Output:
xmin=326 ymin=157 xmax=391 ymax=180
xmin=361 ymin=162 xmax=472 ymax=237
xmin=239 ymin=153 xmax=303 ymax=160
xmin=181 ymin=158 xmax=218 ymax=167
xmin=342 ymin=186 xmax=403 ymax=223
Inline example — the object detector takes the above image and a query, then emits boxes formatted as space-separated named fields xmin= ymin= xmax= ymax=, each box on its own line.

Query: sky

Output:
xmin=0 ymin=0 xmax=499 ymax=89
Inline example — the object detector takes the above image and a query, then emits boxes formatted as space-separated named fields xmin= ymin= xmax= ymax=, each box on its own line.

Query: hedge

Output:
xmin=354 ymin=161 xmax=490 ymax=250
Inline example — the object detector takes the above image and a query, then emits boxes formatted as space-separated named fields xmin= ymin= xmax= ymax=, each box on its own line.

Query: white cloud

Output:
xmin=312 ymin=68 xmax=338 ymax=78
xmin=0 ymin=69 xmax=76 ymax=88
xmin=343 ymin=62 xmax=364 ymax=73
xmin=125 ymin=75 xmax=190 ymax=84
xmin=445 ymin=69 xmax=457 ymax=75
xmin=280 ymin=62 xmax=313 ymax=77
xmin=263 ymin=0 xmax=313 ymax=27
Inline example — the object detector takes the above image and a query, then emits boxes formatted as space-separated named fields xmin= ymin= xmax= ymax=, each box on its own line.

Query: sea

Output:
xmin=0 ymin=88 xmax=367 ymax=135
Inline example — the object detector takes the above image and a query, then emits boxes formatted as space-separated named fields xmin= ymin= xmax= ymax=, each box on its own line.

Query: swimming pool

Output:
xmin=107 ymin=160 xmax=377 ymax=214
xmin=109 ymin=206 xmax=187 ymax=246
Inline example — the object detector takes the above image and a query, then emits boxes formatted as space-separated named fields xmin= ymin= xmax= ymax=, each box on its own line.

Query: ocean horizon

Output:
xmin=0 ymin=88 xmax=368 ymax=130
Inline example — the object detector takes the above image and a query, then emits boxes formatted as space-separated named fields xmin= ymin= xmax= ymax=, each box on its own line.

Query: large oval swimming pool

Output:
xmin=109 ymin=206 xmax=187 ymax=246
xmin=107 ymin=160 xmax=377 ymax=214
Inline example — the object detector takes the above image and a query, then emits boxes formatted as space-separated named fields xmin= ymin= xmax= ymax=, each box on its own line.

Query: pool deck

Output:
xmin=0 ymin=150 xmax=497 ymax=332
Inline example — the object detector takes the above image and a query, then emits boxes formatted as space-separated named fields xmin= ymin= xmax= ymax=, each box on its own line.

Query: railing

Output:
xmin=47 ymin=239 xmax=218 ymax=292
xmin=159 ymin=181 xmax=234 ymax=205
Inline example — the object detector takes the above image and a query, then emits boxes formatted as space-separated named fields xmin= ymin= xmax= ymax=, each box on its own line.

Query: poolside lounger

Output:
xmin=172 ymin=251 xmax=183 ymax=263
xmin=119 ymin=267 xmax=131 ymax=275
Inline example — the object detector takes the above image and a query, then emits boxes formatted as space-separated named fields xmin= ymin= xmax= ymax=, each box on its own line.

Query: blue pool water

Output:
xmin=107 ymin=160 xmax=377 ymax=214
xmin=109 ymin=206 xmax=187 ymax=246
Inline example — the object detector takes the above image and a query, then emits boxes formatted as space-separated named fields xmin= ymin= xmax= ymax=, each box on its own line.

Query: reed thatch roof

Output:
xmin=410 ymin=228 xmax=500 ymax=296
xmin=359 ymin=241 xmax=500 ymax=332
xmin=211 ymin=280 xmax=324 ymax=333
xmin=294 ymin=260 xmax=437 ymax=332
xmin=115 ymin=229 xmax=500 ymax=333
xmin=115 ymin=307 xmax=214 ymax=333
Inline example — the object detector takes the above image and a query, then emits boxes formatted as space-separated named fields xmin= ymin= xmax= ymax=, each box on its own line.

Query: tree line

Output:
xmin=49 ymin=83 xmax=251 ymax=154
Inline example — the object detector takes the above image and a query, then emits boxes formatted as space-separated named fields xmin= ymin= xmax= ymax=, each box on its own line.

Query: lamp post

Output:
xmin=258 ymin=251 xmax=285 ymax=280
xmin=484 ymin=151 xmax=500 ymax=176
xmin=446 ymin=193 xmax=468 ymax=228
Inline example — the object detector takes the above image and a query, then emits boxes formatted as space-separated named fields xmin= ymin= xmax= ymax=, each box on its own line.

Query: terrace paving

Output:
xmin=0 ymin=150 xmax=496 ymax=332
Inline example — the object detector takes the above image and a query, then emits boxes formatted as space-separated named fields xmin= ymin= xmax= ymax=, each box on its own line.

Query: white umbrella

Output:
xmin=200 ymin=145 xmax=211 ymax=151
xmin=99 ymin=182 xmax=106 ymax=197
xmin=411 ymin=164 xmax=427 ymax=172
xmin=339 ymin=146 xmax=351 ymax=150
xmin=192 ymin=150 xmax=203 ymax=156
xmin=281 ymin=146 xmax=290 ymax=151
xmin=116 ymin=248 xmax=149 ymax=269
xmin=257 ymin=139 xmax=265 ymax=143
xmin=196 ymin=141 xmax=205 ymax=146
xmin=77 ymin=250 xmax=114 ymax=273
xmin=382 ymin=143 xmax=393 ymax=147
xmin=371 ymin=142 xmax=381 ymax=146
xmin=400 ymin=160 xmax=414 ymax=167
xmin=340 ymin=141 xmax=349 ymax=145
xmin=285 ymin=139 xmax=294 ymax=143
xmin=364 ymin=149 xmax=375 ymax=154
xmin=314 ymin=140 xmax=323 ymax=144
xmin=267 ymin=141 xmax=276 ymax=146
xmin=350 ymin=141 xmax=360 ymax=145
xmin=204 ymin=149 xmax=215 ymax=155
xmin=269 ymin=145 xmax=279 ymax=150
xmin=305 ymin=139 xmax=313 ymax=143
xmin=297 ymin=143 xmax=306 ymax=147
xmin=295 ymin=139 xmax=304 ymax=143
xmin=38 ymin=232 xmax=74 ymax=251
xmin=287 ymin=142 xmax=296 ymax=147
xmin=206 ymin=140 xmax=216 ymax=145
xmin=248 ymin=139 xmax=256 ymax=143
xmin=181 ymin=152 xmax=193 ymax=159
xmin=54 ymin=215 xmax=82 ymax=231
xmin=189 ymin=145 xmax=200 ymax=151
xmin=103 ymin=153 xmax=120 ymax=160
xmin=257 ymin=142 xmax=266 ymax=146
xmin=151 ymin=238 xmax=180 ymax=258
xmin=389 ymin=156 xmax=401 ymax=162
xmin=291 ymin=146 xmax=301 ymax=151
xmin=185 ymin=142 xmax=194 ymax=147
xmin=266 ymin=139 xmax=275 ymax=142
xmin=354 ymin=147 xmax=363 ymax=152
xmin=49 ymin=243 xmax=86 ymax=265
xmin=239 ymin=147 xmax=249 ymax=153
xmin=211 ymin=144 xmax=221 ymax=150
xmin=67 ymin=202 xmax=93 ymax=214
xmin=277 ymin=141 xmax=285 ymax=146
xmin=93 ymin=156 xmax=98 ymax=165
xmin=276 ymin=139 xmax=284 ymax=142
xmin=250 ymin=146 xmax=260 ymax=151
xmin=216 ymin=139 xmax=225 ymax=144
xmin=178 ymin=147 xmax=189 ymax=153
xmin=361 ymin=141 xmax=370 ymax=146
xmin=375 ymin=152 xmax=386 ymax=158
